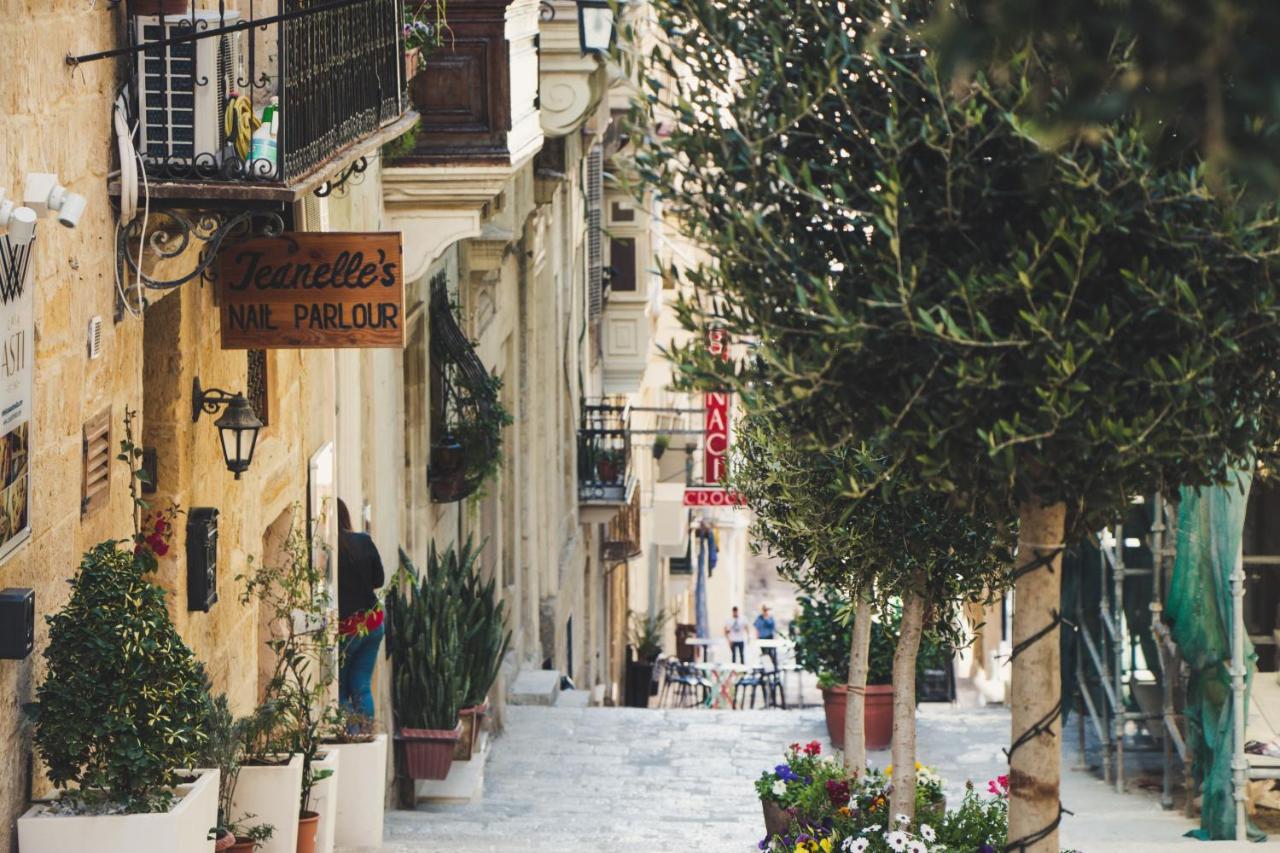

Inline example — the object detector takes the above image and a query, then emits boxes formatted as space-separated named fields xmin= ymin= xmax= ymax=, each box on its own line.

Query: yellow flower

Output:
xmin=914 ymin=761 xmax=922 ymax=770
xmin=884 ymin=764 xmax=892 ymax=775
xmin=821 ymin=839 xmax=833 ymax=852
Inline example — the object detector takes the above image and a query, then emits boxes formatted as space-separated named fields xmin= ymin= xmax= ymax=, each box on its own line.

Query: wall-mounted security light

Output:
xmin=24 ymin=173 xmax=87 ymax=229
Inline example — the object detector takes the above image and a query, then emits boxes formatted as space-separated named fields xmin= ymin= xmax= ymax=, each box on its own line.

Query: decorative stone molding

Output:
xmin=538 ymin=0 xmax=608 ymax=138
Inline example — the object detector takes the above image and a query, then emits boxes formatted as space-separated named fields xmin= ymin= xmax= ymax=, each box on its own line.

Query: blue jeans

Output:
xmin=339 ymin=623 xmax=384 ymax=718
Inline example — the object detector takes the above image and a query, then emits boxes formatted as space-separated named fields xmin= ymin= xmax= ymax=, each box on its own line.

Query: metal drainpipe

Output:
xmin=1232 ymin=544 xmax=1248 ymax=840
xmin=1115 ymin=521 xmax=1127 ymax=793
xmin=1150 ymin=492 xmax=1175 ymax=811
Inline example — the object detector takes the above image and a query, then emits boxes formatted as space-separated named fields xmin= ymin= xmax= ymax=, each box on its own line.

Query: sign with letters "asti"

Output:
xmin=219 ymin=232 xmax=404 ymax=349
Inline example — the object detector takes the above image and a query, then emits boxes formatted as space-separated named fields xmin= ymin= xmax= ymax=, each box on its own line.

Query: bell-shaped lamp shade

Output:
xmin=214 ymin=394 xmax=263 ymax=479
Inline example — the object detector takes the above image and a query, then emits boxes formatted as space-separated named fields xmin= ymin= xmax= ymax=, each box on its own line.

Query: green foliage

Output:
xmin=444 ymin=538 xmax=512 ymax=708
xmin=238 ymin=508 xmax=335 ymax=813
xmin=633 ymin=0 xmax=1280 ymax=536
xmin=34 ymin=543 xmax=210 ymax=812
xmin=386 ymin=546 xmax=471 ymax=730
xmin=628 ymin=609 xmax=671 ymax=663
xmin=790 ymin=592 xmax=888 ymax=686
xmin=928 ymin=0 xmax=1280 ymax=199
xmin=734 ymin=412 xmax=1011 ymax=647
xmin=935 ymin=782 xmax=1009 ymax=851
xmin=196 ymin=693 xmax=275 ymax=844
xmin=381 ymin=119 xmax=420 ymax=162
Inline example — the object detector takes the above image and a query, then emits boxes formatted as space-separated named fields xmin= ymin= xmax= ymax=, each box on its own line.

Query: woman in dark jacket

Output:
xmin=337 ymin=498 xmax=385 ymax=718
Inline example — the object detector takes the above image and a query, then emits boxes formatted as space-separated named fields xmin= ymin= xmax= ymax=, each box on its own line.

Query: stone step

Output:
xmin=507 ymin=669 xmax=561 ymax=706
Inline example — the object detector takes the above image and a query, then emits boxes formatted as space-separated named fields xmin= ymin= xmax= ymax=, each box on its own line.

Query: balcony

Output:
xmin=602 ymin=489 xmax=642 ymax=565
xmin=396 ymin=0 xmax=542 ymax=165
xmin=103 ymin=0 xmax=415 ymax=203
xmin=578 ymin=401 xmax=636 ymax=524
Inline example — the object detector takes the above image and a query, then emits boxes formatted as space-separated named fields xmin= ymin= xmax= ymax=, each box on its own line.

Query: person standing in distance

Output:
xmin=337 ymin=498 xmax=385 ymax=718
xmin=754 ymin=604 xmax=778 ymax=668
xmin=724 ymin=606 xmax=749 ymax=664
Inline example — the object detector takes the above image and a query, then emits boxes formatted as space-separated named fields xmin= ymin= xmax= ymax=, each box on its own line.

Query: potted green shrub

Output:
xmin=199 ymin=694 xmax=275 ymax=852
xmin=792 ymin=591 xmax=894 ymax=751
xmin=20 ymin=411 xmax=216 ymax=853
xmin=652 ymin=434 xmax=671 ymax=460
xmin=319 ymin=708 xmax=387 ymax=848
xmin=446 ymin=539 xmax=511 ymax=760
xmin=386 ymin=546 xmax=470 ymax=782
xmin=238 ymin=509 xmax=338 ymax=853
xmin=625 ymin=610 xmax=670 ymax=708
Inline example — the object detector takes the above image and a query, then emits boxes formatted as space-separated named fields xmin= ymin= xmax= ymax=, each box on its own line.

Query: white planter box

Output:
xmin=308 ymin=749 xmax=340 ymax=853
xmin=17 ymin=768 xmax=218 ymax=853
xmin=230 ymin=754 xmax=302 ymax=853
xmin=324 ymin=734 xmax=387 ymax=848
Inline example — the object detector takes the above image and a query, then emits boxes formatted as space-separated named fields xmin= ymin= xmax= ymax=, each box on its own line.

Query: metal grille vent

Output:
xmin=587 ymin=144 xmax=604 ymax=321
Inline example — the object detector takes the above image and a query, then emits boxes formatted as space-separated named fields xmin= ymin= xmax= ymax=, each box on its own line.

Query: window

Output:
xmin=608 ymin=237 xmax=636 ymax=293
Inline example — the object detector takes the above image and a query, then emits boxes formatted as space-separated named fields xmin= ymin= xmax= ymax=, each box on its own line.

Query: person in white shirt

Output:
xmin=724 ymin=606 xmax=749 ymax=663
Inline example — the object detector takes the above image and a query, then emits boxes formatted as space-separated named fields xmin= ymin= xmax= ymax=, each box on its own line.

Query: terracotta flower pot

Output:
xmin=214 ymin=831 xmax=237 ymax=852
xmin=228 ymin=839 xmax=256 ymax=853
xmin=821 ymin=683 xmax=895 ymax=751
xmin=398 ymin=723 xmax=462 ymax=780
xmin=864 ymin=684 xmax=894 ymax=750
xmin=296 ymin=810 xmax=320 ymax=853
xmin=454 ymin=702 xmax=487 ymax=761
xmin=761 ymin=798 xmax=793 ymax=840
xmin=404 ymin=47 xmax=422 ymax=82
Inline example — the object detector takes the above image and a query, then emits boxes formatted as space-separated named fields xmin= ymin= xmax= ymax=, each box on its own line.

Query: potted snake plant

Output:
xmin=445 ymin=539 xmax=511 ymax=760
xmin=387 ymin=546 xmax=470 ymax=782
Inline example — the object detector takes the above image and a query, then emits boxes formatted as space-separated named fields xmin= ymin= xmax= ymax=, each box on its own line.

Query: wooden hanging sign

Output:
xmin=219 ymin=232 xmax=405 ymax=349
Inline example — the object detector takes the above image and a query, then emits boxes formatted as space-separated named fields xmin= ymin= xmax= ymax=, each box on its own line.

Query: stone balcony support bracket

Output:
xmin=538 ymin=0 xmax=608 ymax=138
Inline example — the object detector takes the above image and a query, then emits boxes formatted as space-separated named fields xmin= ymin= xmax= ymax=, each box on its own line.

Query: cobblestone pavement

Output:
xmin=355 ymin=703 xmax=1019 ymax=853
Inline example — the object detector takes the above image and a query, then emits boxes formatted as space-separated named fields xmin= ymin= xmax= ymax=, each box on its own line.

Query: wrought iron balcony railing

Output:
xmin=578 ymin=400 xmax=631 ymax=506
xmin=83 ymin=0 xmax=412 ymax=197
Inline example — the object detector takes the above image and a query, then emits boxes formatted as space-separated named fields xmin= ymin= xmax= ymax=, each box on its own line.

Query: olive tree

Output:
xmin=733 ymin=412 xmax=1010 ymax=820
xmin=630 ymin=1 xmax=1280 ymax=848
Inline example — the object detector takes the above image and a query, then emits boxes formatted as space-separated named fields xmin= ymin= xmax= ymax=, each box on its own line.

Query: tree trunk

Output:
xmin=888 ymin=589 xmax=926 ymax=821
xmin=1008 ymin=500 xmax=1067 ymax=853
xmin=844 ymin=588 xmax=873 ymax=774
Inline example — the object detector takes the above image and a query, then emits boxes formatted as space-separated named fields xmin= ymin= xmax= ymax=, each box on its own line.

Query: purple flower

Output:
xmin=758 ymin=839 xmax=768 ymax=850
xmin=978 ymin=846 xmax=997 ymax=853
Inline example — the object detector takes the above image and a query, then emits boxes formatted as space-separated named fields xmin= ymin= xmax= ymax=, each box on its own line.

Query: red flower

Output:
xmin=803 ymin=741 xmax=821 ymax=756
xmin=789 ymin=742 xmax=801 ymax=753
xmin=825 ymin=779 xmax=850 ymax=806
xmin=988 ymin=774 xmax=1009 ymax=796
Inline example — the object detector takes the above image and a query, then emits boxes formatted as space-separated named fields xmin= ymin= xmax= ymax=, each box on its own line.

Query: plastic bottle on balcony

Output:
xmin=250 ymin=97 xmax=279 ymax=178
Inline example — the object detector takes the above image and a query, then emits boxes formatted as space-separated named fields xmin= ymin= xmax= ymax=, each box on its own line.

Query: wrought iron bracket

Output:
xmin=314 ymin=157 xmax=369 ymax=198
xmin=115 ymin=207 xmax=286 ymax=318
xmin=192 ymin=377 xmax=238 ymax=422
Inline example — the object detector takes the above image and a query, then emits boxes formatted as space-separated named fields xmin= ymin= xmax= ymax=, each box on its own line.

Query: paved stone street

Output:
xmin=334 ymin=699 xmax=1241 ymax=852
xmin=359 ymin=703 xmax=1013 ymax=853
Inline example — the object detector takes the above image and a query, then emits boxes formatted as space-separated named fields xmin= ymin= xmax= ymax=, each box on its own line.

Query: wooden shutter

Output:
xmin=81 ymin=408 xmax=111 ymax=516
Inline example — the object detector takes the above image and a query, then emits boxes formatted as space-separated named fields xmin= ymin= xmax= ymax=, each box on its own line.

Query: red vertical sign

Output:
xmin=704 ymin=391 xmax=730 ymax=485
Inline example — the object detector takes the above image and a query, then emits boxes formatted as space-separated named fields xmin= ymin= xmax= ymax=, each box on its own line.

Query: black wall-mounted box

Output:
xmin=0 ymin=588 xmax=34 ymax=659
xmin=186 ymin=508 xmax=219 ymax=612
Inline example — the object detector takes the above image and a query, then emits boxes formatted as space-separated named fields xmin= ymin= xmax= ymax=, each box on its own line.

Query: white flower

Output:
xmin=908 ymin=842 xmax=928 ymax=853
xmin=919 ymin=825 xmax=936 ymax=842
xmin=885 ymin=831 xmax=909 ymax=852
xmin=771 ymin=780 xmax=788 ymax=797
xmin=861 ymin=825 xmax=879 ymax=834
xmin=841 ymin=839 xmax=869 ymax=853
xmin=895 ymin=813 xmax=911 ymax=826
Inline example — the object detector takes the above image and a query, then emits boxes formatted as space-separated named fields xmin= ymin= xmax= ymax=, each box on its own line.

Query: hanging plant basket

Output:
xmin=428 ymin=276 xmax=511 ymax=503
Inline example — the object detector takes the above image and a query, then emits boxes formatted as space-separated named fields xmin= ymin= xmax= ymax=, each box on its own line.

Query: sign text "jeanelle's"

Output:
xmin=219 ymin=232 xmax=405 ymax=350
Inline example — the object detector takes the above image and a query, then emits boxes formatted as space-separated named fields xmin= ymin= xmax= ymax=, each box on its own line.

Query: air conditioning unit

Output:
xmin=135 ymin=11 xmax=243 ymax=169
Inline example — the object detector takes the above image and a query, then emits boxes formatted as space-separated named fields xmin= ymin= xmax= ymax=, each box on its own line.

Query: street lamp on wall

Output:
xmin=577 ymin=0 xmax=618 ymax=54
xmin=192 ymin=377 xmax=263 ymax=479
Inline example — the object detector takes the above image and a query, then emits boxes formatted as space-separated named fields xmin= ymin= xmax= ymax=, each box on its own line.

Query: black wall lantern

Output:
xmin=0 ymin=588 xmax=34 ymax=659
xmin=186 ymin=508 xmax=219 ymax=612
xmin=576 ymin=0 xmax=618 ymax=54
xmin=192 ymin=377 xmax=263 ymax=479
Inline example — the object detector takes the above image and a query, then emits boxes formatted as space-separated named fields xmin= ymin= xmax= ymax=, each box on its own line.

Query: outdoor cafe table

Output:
xmin=687 ymin=637 xmax=715 ymax=661
xmin=693 ymin=662 xmax=750 ymax=709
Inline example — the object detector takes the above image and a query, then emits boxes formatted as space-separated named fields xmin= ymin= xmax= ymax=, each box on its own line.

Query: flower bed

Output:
xmin=755 ymin=742 xmax=1008 ymax=853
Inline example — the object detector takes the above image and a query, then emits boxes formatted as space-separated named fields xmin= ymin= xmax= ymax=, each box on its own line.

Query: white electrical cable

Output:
xmin=113 ymin=94 xmax=148 ymax=317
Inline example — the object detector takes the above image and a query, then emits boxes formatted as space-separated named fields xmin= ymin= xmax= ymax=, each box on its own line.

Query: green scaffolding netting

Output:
xmin=1167 ymin=470 xmax=1264 ymax=842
